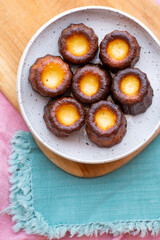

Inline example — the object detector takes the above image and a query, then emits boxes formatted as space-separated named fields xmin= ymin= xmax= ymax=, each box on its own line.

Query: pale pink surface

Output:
xmin=154 ymin=0 xmax=160 ymax=5
xmin=0 ymin=90 xmax=158 ymax=240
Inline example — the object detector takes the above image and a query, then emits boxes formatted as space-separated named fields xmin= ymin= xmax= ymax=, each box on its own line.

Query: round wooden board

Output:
xmin=1 ymin=0 xmax=160 ymax=177
xmin=34 ymin=128 xmax=160 ymax=178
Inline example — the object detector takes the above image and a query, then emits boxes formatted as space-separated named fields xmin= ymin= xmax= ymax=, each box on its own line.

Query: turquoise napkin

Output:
xmin=7 ymin=131 xmax=160 ymax=239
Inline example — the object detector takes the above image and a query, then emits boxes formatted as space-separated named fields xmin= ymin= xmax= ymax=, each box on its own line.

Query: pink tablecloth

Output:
xmin=0 ymin=93 xmax=158 ymax=240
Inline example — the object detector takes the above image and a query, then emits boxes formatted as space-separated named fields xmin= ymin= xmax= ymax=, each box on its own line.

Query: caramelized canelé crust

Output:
xmin=86 ymin=101 xmax=127 ymax=147
xmin=111 ymin=68 xmax=153 ymax=115
xmin=72 ymin=64 xmax=111 ymax=104
xmin=58 ymin=23 xmax=98 ymax=65
xmin=29 ymin=55 xmax=72 ymax=97
xmin=100 ymin=30 xmax=140 ymax=72
xmin=43 ymin=97 xmax=85 ymax=137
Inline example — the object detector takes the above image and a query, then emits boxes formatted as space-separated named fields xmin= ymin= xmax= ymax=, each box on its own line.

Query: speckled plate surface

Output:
xmin=17 ymin=6 xmax=160 ymax=164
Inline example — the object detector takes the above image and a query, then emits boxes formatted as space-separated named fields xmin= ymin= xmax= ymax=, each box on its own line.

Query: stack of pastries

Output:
xmin=29 ymin=23 xmax=153 ymax=147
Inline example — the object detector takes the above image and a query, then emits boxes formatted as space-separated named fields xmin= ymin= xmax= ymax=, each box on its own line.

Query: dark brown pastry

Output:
xmin=29 ymin=55 xmax=72 ymax=97
xmin=86 ymin=101 xmax=127 ymax=147
xmin=72 ymin=64 xmax=111 ymax=104
xmin=111 ymin=68 xmax=153 ymax=115
xmin=43 ymin=97 xmax=85 ymax=137
xmin=58 ymin=23 xmax=98 ymax=65
xmin=99 ymin=30 xmax=140 ymax=72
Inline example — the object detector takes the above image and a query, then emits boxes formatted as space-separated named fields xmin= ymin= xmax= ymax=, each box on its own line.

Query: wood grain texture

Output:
xmin=0 ymin=0 xmax=160 ymax=177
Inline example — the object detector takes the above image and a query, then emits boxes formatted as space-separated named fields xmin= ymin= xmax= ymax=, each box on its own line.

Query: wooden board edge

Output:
xmin=33 ymin=127 xmax=160 ymax=178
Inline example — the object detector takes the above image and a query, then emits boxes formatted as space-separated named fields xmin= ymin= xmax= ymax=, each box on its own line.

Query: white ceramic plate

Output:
xmin=17 ymin=6 xmax=160 ymax=164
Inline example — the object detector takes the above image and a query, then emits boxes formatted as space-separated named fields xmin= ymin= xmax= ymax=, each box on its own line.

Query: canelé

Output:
xmin=72 ymin=64 xmax=111 ymax=104
xmin=29 ymin=55 xmax=72 ymax=97
xmin=99 ymin=30 xmax=140 ymax=72
xmin=111 ymin=68 xmax=153 ymax=115
xmin=43 ymin=97 xmax=85 ymax=137
xmin=86 ymin=101 xmax=127 ymax=147
xmin=58 ymin=23 xmax=98 ymax=64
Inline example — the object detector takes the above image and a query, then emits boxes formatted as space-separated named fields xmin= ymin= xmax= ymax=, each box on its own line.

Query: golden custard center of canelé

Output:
xmin=80 ymin=73 xmax=99 ymax=97
xmin=95 ymin=107 xmax=117 ymax=131
xmin=107 ymin=39 xmax=129 ymax=60
xmin=56 ymin=104 xmax=80 ymax=126
xmin=121 ymin=75 xmax=140 ymax=96
xmin=42 ymin=63 xmax=65 ymax=89
xmin=66 ymin=34 xmax=90 ymax=57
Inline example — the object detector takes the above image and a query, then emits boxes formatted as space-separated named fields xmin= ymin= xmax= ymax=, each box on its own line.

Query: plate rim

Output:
xmin=17 ymin=6 xmax=160 ymax=164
